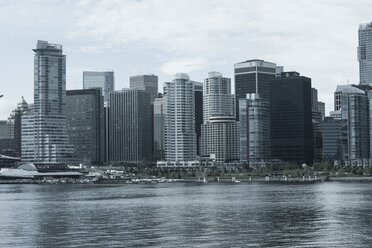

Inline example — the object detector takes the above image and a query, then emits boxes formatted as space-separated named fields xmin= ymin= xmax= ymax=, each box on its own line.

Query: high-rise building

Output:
xmin=108 ymin=89 xmax=152 ymax=163
xmin=200 ymin=72 xmax=239 ymax=163
xmin=201 ymin=116 xmax=239 ymax=163
xmin=234 ymin=59 xmax=283 ymax=120
xmin=32 ymin=40 xmax=74 ymax=164
xmin=193 ymin=81 xmax=203 ymax=155
xmin=358 ymin=22 xmax=372 ymax=85
xmin=311 ymin=88 xmax=322 ymax=162
xmin=318 ymin=101 xmax=325 ymax=120
xmin=341 ymin=85 xmax=369 ymax=160
xmin=83 ymin=71 xmax=114 ymax=106
xmin=269 ymin=72 xmax=313 ymax=165
xmin=164 ymin=73 xmax=196 ymax=162
xmin=83 ymin=71 xmax=114 ymax=162
xmin=66 ymin=89 xmax=104 ymax=165
xmin=239 ymin=93 xmax=270 ymax=166
xmin=153 ymin=96 xmax=166 ymax=161
xmin=130 ymin=74 xmax=158 ymax=103
xmin=203 ymin=72 xmax=234 ymax=123
xmin=321 ymin=117 xmax=344 ymax=161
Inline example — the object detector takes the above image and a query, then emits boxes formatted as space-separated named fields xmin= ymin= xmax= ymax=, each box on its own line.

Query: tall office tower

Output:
xmin=203 ymin=72 xmax=234 ymax=123
xmin=234 ymin=59 xmax=283 ymax=120
xmin=83 ymin=71 xmax=114 ymax=162
xmin=66 ymin=89 xmax=104 ymax=165
xmin=321 ymin=117 xmax=344 ymax=161
xmin=239 ymin=93 xmax=270 ymax=167
xmin=311 ymin=88 xmax=322 ymax=162
xmin=164 ymin=73 xmax=196 ymax=162
xmin=21 ymin=105 xmax=35 ymax=161
xmin=108 ymin=89 xmax=152 ymax=163
xmin=340 ymin=86 xmax=369 ymax=161
xmin=153 ymin=96 xmax=166 ymax=161
xmin=193 ymin=81 xmax=203 ymax=155
xmin=83 ymin=71 xmax=114 ymax=106
xmin=0 ymin=121 xmax=7 ymax=138
xmin=130 ymin=74 xmax=158 ymax=103
xmin=269 ymin=72 xmax=313 ymax=165
xmin=200 ymin=116 xmax=239 ymax=163
xmin=318 ymin=101 xmax=325 ymax=120
xmin=6 ymin=97 xmax=29 ymax=157
xmin=33 ymin=40 xmax=74 ymax=164
xmin=358 ymin=22 xmax=372 ymax=85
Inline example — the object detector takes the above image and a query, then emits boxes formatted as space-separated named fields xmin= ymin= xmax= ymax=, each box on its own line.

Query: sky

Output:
xmin=0 ymin=0 xmax=371 ymax=119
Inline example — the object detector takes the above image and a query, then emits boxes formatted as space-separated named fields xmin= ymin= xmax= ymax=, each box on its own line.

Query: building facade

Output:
xmin=66 ymin=89 xmax=104 ymax=165
xmin=269 ymin=72 xmax=313 ymax=165
xmin=32 ymin=40 xmax=74 ymax=164
xmin=194 ymin=81 xmax=203 ymax=155
xmin=234 ymin=59 xmax=282 ymax=120
xmin=203 ymin=72 xmax=234 ymax=123
xmin=201 ymin=116 xmax=239 ymax=163
xmin=321 ymin=117 xmax=344 ymax=161
xmin=83 ymin=71 xmax=114 ymax=106
xmin=358 ymin=22 xmax=372 ymax=85
xmin=130 ymin=74 xmax=158 ymax=103
xmin=153 ymin=96 xmax=166 ymax=161
xmin=108 ymin=89 xmax=152 ymax=163
xmin=239 ymin=93 xmax=270 ymax=166
xmin=164 ymin=73 xmax=196 ymax=162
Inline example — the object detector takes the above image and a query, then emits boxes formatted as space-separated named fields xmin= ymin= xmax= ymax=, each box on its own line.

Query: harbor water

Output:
xmin=0 ymin=182 xmax=371 ymax=247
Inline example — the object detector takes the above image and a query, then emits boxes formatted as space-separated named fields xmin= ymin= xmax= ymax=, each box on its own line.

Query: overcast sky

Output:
xmin=0 ymin=0 xmax=371 ymax=119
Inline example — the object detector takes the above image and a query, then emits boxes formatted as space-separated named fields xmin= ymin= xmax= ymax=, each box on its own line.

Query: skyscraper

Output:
xmin=203 ymin=72 xmax=234 ymax=123
xmin=234 ymin=59 xmax=283 ymax=120
xmin=201 ymin=72 xmax=239 ymax=163
xmin=341 ymin=85 xmax=369 ymax=161
xmin=321 ymin=117 xmax=344 ymax=161
xmin=108 ymin=89 xmax=152 ymax=163
xmin=153 ymin=96 xmax=166 ymax=161
xmin=239 ymin=93 xmax=270 ymax=166
xmin=164 ymin=73 xmax=196 ymax=162
xmin=358 ymin=22 xmax=372 ymax=85
xmin=32 ymin=40 xmax=74 ymax=164
xmin=269 ymin=72 xmax=313 ymax=165
xmin=83 ymin=71 xmax=114 ymax=106
xmin=130 ymin=74 xmax=158 ymax=103
xmin=66 ymin=89 xmax=104 ymax=165
xmin=83 ymin=71 xmax=114 ymax=162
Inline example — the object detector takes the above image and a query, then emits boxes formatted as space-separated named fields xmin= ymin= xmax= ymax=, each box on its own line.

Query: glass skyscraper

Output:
xmin=83 ymin=71 xmax=114 ymax=106
xmin=358 ymin=22 xmax=372 ymax=85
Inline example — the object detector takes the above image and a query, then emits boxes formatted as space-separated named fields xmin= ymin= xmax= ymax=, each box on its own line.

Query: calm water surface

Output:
xmin=0 ymin=182 xmax=372 ymax=247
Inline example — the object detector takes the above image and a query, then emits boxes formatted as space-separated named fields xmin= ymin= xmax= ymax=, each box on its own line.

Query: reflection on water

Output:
xmin=0 ymin=182 xmax=372 ymax=247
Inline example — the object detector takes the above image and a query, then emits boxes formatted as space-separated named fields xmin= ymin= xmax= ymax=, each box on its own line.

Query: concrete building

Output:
xmin=318 ymin=101 xmax=325 ymax=120
xmin=32 ymin=40 xmax=74 ymax=165
xmin=108 ymin=89 xmax=152 ymax=164
xmin=358 ymin=22 xmax=372 ymax=85
xmin=239 ymin=93 xmax=270 ymax=167
xmin=201 ymin=116 xmax=239 ymax=163
xmin=311 ymin=88 xmax=323 ymax=163
xmin=234 ymin=59 xmax=283 ymax=120
xmin=21 ymin=105 xmax=35 ymax=161
xmin=269 ymin=72 xmax=313 ymax=165
xmin=130 ymin=74 xmax=158 ymax=103
xmin=66 ymin=89 xmax=104 ymax=165
xmin=0 ymin=121 xmax=8 ymax=138
xmin=203 ymin=72 xmax=234 ymax=123
xmin=164 ymin=73 xmax=196 ymax=162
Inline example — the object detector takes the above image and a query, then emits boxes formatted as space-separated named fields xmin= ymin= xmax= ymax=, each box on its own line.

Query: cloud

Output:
xmin=160 ymin=58 xmax=206 ymax=75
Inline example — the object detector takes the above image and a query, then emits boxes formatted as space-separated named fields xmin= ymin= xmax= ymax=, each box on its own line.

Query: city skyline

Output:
xmin=1 ymin=0 xmax=372 ymax=119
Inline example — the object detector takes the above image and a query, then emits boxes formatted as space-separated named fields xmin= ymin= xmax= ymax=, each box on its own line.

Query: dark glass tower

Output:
xmin=234 ymin=59 xmax=282 ymax=120
xmin=269 ymin=72 xmax=313 ymax=165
